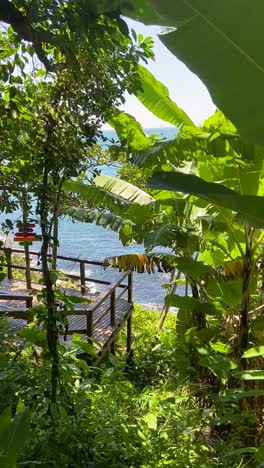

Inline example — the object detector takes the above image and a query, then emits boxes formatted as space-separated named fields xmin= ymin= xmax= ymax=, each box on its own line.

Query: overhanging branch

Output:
xmin=0 ymin=0 xmax=59 ymax=71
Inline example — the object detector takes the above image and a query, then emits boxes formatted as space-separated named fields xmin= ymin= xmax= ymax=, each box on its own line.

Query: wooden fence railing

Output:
xmin=6 ymin=248 xmax=127 ymax=290
xmin=1 ymin=248 xmax=134 ymax=359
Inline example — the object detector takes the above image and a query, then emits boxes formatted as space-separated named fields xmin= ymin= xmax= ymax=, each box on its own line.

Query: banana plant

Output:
xmin=62 ymin=174 xmax=158 ymax=245
xmin=108 ymin=68 xmax=264 ymax=385
xmin=119 ymin=1 xmax=264 ymax=145
xmin=0 ymin=406 xmax=31 ymax=468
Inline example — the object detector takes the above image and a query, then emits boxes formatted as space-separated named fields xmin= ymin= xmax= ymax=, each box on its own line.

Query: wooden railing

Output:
xmin=82 ymin=269 xmax=133 ymax=340
xmin=6 ymin=248 xmax=127 ymax=290
xmin=2 ymin=249 xmax=133 ymax=350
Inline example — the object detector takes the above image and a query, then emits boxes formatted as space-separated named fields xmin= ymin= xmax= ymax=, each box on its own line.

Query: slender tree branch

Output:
xmin=0 ymin=0 xmax=58 ymax=71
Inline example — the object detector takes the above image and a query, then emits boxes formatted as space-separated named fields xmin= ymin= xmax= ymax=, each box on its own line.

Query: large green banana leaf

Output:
xmin=123 ymin=0 xmax=264 ymax=146
xmin=63 ymin=179 xmax=127 ymax=212
xmin=144 ymin=223 xmax=199 ymax=253
xmin=63 ymin=206 xmax=137 ymax=245
xmin=93 ymin=175 xmax=155 ymax=205
xmin=136 ymin=66 xmax=194 ymax=127
xmin=63 ymin=176 xmax=155 ymax=224
xmin=109 ymin=112 xmax=151 ymax=151
xmin=63 ymin=177 xmax=154 ymax=207
xmin=149 ymin=171 xmax=264 ymax=227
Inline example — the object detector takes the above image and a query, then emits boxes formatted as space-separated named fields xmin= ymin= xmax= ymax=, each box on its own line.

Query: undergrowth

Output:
xmin=0 ymin=305 xmax=263 ymax=467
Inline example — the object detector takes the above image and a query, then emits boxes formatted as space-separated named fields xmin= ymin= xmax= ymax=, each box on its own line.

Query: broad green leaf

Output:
xmin=223 ymin=447 xmax=257 ymax=457
xmin=66 ymin=296 xmax=91 ymax=305
xmin=63 ymin=206 xmax=96 ymax=223
xmin=234 ymin=370 xmax=264 ymax=380
xmin=219 ymin=388 xmax=264 ymax=402
xmin=199 ymin=355 xmax=238 ymax=379
xmin=136 ymin=65 xmax=194 ymax=128
xmin=144 ymin=224 xmax=199 ymax=253
xmin=72 ymin=334 xmax=97 ymax=357
xmin=63 ymin=178 xmax=154 ymax=225
xmin=242 ymin=346 xmax=264 ymax=359
xmin=143 ymin=412 xmax=157 ymax=430
xmin=0 ymin=408 xmax=11 ymax=440
xmin=210 ymin=341 xmax=232 ymax=355
xmin=122 ymin=0 xmax=169 ymax=25
xmin=132 ymin=129 xmax=204 ymax=169
xmin=19 ymin=327 xmax=47 ymax=348
xmin=63 ymin=179 xmax=126 ymax=211
xmin=199 ymin=249 xmax=225 ymax=267
xmin=94 ymin=175 xmax=155 ymax=206
xmin=205 ymin=278 xmax=242 ymax=308
xmin=132 ymin=139 xmax=180 ymax=169
xmin=109 ymin=112 xmax=151 ymax=151
xmin=0 ymin=407 xmax=31 ymax=467
xmin=166 ymin=294 xmax=225 ymax=316
xmin=196 ymin=327 xmax=220 ymax=343
xmin=149 ymin=171 xmax=264 ymax=227
xmin=154 ymin=253 xmax=213 ymax=278
xmin=174 ymin=256 xmax=213 ymax=278
xmin=147 ymin=1 xmax=264 ymax=145
xmin=251 ymin=316 xmax=264 ymax=331
xmin=166 ymin=294 xmax=197 ymax=310
xmin=64 ymin=206 xmax=135 ymax=243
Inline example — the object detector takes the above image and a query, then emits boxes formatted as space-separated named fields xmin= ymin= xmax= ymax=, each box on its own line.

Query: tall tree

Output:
xmin=0 ymin=3 xmax=153 ymax=402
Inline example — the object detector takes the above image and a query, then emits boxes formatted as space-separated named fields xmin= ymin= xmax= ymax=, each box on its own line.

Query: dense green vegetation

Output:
xmin=2 ymin=305 xmax=262 ymax=468
xmin=1 ymin=1 xmax=264 ymax=467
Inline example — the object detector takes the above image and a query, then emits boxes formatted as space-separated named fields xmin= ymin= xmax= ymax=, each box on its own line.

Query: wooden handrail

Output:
xmin=1 ymin=250 xmax=133 ymax=348
xmin=2 ymin=264 xmax=127 ymax=289
xmin=0 ymin=292 xmax=33 ymax=308
xmin=4 ymin=248 xmax=129 ymax=290
xmin=11 ymin=248 xmax=105 ymax=266
xmin=84 ymin=271 xmax=131 ymax=313
xmin=110 ymin=290 xmax=116 ymax=326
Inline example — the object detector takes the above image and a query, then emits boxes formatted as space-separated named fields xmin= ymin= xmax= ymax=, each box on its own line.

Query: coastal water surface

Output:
xmin=2 ymin=127 xmax=180 ymax=309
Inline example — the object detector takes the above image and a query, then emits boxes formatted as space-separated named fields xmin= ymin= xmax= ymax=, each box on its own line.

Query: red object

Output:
xmin=14 ymin=236 xmax=35 ymax=242
xmin=15 ymin=232 xmax=36 ymax=238
xmin=14 ymin=223 xmax=38 ymax=244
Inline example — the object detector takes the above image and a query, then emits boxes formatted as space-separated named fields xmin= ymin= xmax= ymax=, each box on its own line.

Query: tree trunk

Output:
xmin=190 ymin=279 xmax=206 ymax=330
xmin=22 ymin=193 xmax=31 ymax=289
xmin=41 ymin=230 xmax=59 ymax=403
xmin=51 ymin=193 xmax=59 ymax=270
xmin=239 ymin=227 xmax=254 ymax=356
xmin=157 ymin=268 xmax=180 ymax=331
xmin=39 ymin=167 xmax=59 ymax=403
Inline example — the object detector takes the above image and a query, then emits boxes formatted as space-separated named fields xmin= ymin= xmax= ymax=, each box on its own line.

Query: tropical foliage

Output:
xmin=1 ymin=2 xmax=264 ymax=467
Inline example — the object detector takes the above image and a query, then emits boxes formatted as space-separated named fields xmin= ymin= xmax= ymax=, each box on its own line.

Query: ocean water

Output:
xmin=2 ymin=127 xmax=179 ymax=309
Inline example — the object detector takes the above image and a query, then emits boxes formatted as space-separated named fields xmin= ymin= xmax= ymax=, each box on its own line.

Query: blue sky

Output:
xmin=104 ymin=19 xmax=216 ymax=129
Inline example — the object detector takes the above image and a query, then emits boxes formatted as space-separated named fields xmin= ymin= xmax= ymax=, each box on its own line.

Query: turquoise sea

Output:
xmin=3 ymin=127 xmax=178 ymax=309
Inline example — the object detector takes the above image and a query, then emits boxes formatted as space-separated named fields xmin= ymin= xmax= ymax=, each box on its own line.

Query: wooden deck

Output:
xmin=0 ymin=250 xmax=134 ymax=363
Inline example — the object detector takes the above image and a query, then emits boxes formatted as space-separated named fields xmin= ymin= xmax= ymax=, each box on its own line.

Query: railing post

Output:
xmin=80 ymin=261 xmax=86 ymax=294
xmin=7 ymin=251 xmax=13 ymax=280
xmin=127 ymin=271 xmax=133 ymax=354
xmin=127 ymin=316 xmax=132 ymax=354
xmin=26 ymin=296 xmax=33 ymax=309
xmin=24 ymin=245 xmax=31 ymax=289
xmin=87 ymin=311 xmax=93 ymax=338
xmin=110 ymin=290 xmax=116 ymax=355
xmin=110 ymin=290 xmax=116 ymax=326
xmin=128 ymin=271 xmax=133 ymax=304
